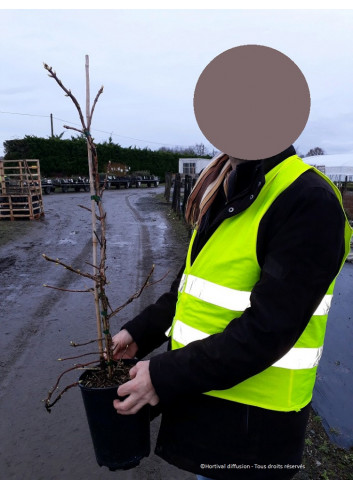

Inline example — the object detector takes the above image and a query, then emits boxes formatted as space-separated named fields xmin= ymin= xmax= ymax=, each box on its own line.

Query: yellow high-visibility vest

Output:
xmin=169 ymin=156 xmax=352 ymax=412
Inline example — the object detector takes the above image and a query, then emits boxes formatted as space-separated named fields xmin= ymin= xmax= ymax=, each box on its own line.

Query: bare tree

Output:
xmin=42 ymin=57 xmax=163 ymax=411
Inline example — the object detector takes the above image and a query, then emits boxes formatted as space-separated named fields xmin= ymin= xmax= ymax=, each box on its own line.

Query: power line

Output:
xmin=0 ymin=110 xmax=48 ymax=118
xmin=0 ymin=110 xmax=179 ymax=148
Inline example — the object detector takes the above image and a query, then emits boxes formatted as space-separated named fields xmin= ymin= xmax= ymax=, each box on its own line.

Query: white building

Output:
xmin=179 ymin=154 xmax=353 ymax=183
xmin=303 ymin=154 xmax=353 ymax=182
xmin=178 ymin=158 xmax=211 ymax=176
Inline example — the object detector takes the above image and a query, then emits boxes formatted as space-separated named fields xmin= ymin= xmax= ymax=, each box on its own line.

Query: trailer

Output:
xmin=135 ymin=175 xmax=160 ymax=187
xmin=52 ymin=177 xmax=90 ymax=192
xmin=40 ymin=174 xmax=160 ymax=193
xmin=41 ymin=178 xmax=55 ymax=194
xmin=102 ymin=174 xmax=160 ymax=189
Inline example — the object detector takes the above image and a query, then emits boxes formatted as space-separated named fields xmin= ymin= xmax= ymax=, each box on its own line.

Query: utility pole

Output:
xmin=50 ymin=113 xmax=54 ymax=137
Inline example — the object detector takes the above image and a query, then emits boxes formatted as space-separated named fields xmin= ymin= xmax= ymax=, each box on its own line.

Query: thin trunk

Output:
xmin=85 ymin=55 xmax=103 ymax=358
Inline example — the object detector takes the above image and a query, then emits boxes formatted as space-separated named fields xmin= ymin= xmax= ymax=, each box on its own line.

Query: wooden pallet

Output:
xmin=0 ymin=159 xmax=45 ymax=220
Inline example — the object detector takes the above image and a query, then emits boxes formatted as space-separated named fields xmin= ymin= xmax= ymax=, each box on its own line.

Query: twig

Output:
xmin=70 ymin=338 xmax=102 ymax=347
xmin=84 ymin=261 xmax=100 ymax=270
xmin=43 ymin=63 xmax=86 ymax=130
xmin=45 ymin=381 xmax=80 ymax=412
xmin=43 ymin=284 xmax=94 ymax=293
xmin=63 ymin=125 xmax=85 ymax=134
xmin=42 ymin=254 xmax=98 ymax=282
xmin=44 ymin=359 xmax=99 ymax=412
xmin=58 ymin=352 xmax=101 ymax=361
xmin=77 ymin=205 xmax=102 ymax=221
xmin=119 ymin=344 xmax=129 ymax=361
xmin=89 ymin=86 xmax=104 ymax=130
xmin=93 ymin=230 xmax=102 ymax=247
xmin=108 ymin=265 xmax=156 ymax=319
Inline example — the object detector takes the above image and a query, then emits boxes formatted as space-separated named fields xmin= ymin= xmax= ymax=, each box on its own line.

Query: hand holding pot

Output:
xmin=113 ymin=360 xmax=159 ymax=415
xmin=112 ymin=329 xmax=138 ymax=360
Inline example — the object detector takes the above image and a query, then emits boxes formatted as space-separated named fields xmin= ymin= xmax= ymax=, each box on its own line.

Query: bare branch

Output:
xmin=78 ymin=204 xmax=92 ymax=213
xmin=84 ymin=261 xmax=100 ymax=271
xmin=63 ymin=125 xmax=85 ymax=134
xmin=58 ymin=352 xmax=101 ymax=361
xmin=44 ymin=381 xmax=80 ymax=412
xmin=43 ymin=284 xmax=94 ymax=293
xmin=108 ymin=265 xmax=155 ymax=320
xmin=77 ymin=204 xmax=102 ymax=221
xmin=88 ymin=86 xmax=104 ymax=130
xmin=44 ymin=359 xmax=99 ymax=412
xmin=43 ymin=62 xmax=86 ymax=130
xmin=70 ymin=338 xmax=102 ymax=347
xmin=94 ymin=230 xmax=102 ymax=247
xmin=42 ymin=254 xmax=97 ymax=282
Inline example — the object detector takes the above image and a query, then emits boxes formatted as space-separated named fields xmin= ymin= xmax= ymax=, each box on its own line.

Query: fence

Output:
xmin=164 ymin=173 xmax=196 ymax=220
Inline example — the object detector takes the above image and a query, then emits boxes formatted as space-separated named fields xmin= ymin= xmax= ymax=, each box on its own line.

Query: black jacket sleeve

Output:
xmin=149 ymin=172 xmax=347 ymax=405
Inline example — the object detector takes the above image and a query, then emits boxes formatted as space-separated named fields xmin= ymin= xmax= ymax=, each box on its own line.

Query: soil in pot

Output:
xmin=79 ymin=359 xmax=150 ymax=471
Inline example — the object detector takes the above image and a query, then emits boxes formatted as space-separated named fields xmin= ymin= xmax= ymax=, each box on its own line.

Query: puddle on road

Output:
xmin=58 ymin=238 xmax=77 ymax=245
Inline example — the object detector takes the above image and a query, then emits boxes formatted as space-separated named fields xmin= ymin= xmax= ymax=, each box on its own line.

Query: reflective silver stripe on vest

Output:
xmin=172 ymin=320 xmax=210 ymax=344
xmin=313 ymin=295 xmax=333 ymax=315
xmin=272 ymin=346 xmax=323 ymax=369
xmin=181 ymin=274 xmax=251 ymax=311
xmin=172 ymin=320 xmax=323 ymax=370
xmin=180 ymin=274 xmax=332 ymax=316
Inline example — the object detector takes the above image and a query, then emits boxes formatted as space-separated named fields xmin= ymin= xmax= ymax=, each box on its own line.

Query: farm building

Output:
xmin=178 ymin=158 xmax=211 ymax=176
xmin=303 ymin=154 xmax=353 ymax=182
xmin=179 ymin=154 xmax=353 ymax=183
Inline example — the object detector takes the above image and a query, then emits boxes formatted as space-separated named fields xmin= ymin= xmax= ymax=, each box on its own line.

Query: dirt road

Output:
xmin=1 ymin=186 xmax=352 ymax=480
xmin=0 ymin=187 xmax=193 ymax=480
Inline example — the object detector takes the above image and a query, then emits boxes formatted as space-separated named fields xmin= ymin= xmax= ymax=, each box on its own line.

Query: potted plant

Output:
xmin=42 ymin=56 xmax=159 ymax=471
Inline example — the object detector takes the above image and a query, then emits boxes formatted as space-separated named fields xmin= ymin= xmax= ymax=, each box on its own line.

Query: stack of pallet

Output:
xmin=0 ymin=159 xmax=45 ymax=220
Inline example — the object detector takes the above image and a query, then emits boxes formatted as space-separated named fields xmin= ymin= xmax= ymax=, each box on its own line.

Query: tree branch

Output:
xmin=44 ymin=359 xmax=99 ymax=412
xmin=108 ymin=265 xmax=156 ymax=320
xmin=89 ymin=86 xmax=104 ymax=130
xmin=43 ymin=284 xmax=94 ymax=293
xmin=42 ymin=253 xmax=98 ymax=282
xmin=43 ymin=63 xmax=86 ymax=130
xmin=63 ymin=125 xmax=85 ymax=134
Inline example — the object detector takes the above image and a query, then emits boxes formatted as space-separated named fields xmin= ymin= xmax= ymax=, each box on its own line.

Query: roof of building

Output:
xmin=303 ymin=154 xmax=353 ymax=178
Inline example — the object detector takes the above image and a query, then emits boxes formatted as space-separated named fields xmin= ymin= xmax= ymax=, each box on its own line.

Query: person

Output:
xmin=111 ymin=146 xmax=352 ymax=480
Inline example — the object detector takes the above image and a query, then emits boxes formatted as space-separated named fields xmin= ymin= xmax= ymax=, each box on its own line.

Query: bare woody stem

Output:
xmin=58 ymin=352 xmax=101 ymax=361
xmin=43 ymin=57 xmax=168 ymax=405
xmin=44 ymin=359 xmax=99 ymax=412
xmin=89 ymin=86 xmax=104 ymax=129
xmin=43 ymin=62 xmax=103 ymax=132
xmin=43 ymin=284 xmax=95 ymax=293
xmin=108 ymin=265 xmax=155 ymax=319
xmin=42 ymin=254 xmax=99 ymax=282
xmin=70 ymin=338 xmax=102 ymax=347
xmin=44 ymin=58 xmax=105 ymax=361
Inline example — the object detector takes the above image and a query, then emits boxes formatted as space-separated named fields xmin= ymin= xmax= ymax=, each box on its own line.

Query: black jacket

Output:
xmin=123 ymin=147 xmax=346 ymax=479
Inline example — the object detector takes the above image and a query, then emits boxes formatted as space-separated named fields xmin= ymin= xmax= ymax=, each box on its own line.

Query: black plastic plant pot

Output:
xmin=79 ymin=360 xmax=150 ymax=471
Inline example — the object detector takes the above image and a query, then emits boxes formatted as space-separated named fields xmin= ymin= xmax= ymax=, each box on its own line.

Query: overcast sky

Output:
xmin=1 ymin=7 xmax=353 ymax=158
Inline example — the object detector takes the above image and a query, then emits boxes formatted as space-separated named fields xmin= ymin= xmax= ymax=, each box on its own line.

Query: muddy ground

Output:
xmin=0 ymin=186 xmax=193 ymax=480
xmin=1 ymin=186 xmax=352 ymax=480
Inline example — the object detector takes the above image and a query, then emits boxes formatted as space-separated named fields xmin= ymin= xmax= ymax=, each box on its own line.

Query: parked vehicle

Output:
xmin=41 ymin=178 xmax=55 ymax=194
xmin=53 ymin=177 xmax=90 ymax=192
xmin=42 ymin=174 xmax=160 ymax=193
xmin=137 ymin=175 xmax=159 ymax=187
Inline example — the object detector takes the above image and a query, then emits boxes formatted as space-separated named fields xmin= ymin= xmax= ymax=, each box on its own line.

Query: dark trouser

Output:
xmin=154 ymin=395 xmax=310 ymax=480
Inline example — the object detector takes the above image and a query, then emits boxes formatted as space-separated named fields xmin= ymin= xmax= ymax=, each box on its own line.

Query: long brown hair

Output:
xmin=185 ymin=153 xmax=232 ymax=227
